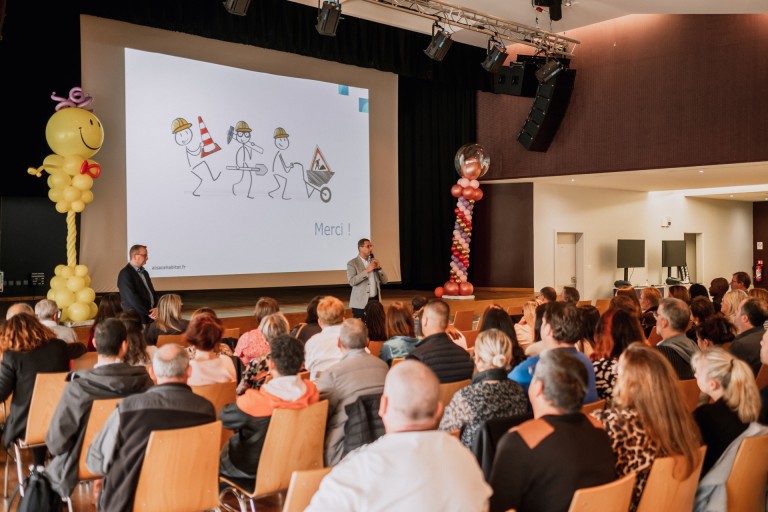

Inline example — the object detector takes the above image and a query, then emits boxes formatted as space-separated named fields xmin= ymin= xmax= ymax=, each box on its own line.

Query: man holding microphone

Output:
xmin=347 ymin=238 xmax=388 ymax=319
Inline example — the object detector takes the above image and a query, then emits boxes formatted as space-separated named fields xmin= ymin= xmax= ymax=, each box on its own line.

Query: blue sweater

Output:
xmin=508 ymin=347 xmax=599 ymax=404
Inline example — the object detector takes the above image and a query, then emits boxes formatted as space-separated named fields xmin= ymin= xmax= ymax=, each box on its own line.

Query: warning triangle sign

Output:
xmin=310 ymin=146 xmax=333 ymax=176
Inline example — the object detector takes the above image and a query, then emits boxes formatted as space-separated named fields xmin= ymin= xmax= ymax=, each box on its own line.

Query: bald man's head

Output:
xmin=6 ymin=303 xmax=34 ymax=320
xmin=379 ymin=360 xmax=442 ymax=433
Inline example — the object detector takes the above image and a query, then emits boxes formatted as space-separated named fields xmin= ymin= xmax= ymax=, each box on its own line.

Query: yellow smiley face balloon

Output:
xmin=46 ymin=107 xmax=103 ymax=159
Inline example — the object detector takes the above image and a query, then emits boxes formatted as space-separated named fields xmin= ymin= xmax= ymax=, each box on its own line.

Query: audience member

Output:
xmin=117 ymin=311 xmax=152 ymax=366
xmin=709 ymin=277 xmax=729 ymax=314
xmin=307 ymin=360 xmax=491 ymax=512
xmin=654 ymin=297 xmax=699 ymax=379
xmin=411 ymin=295 xmax=428 ymax=337
xmin=143 ymin=293 xmax=188 ymax=347
xmin=729 ymin=297 xmax=767 ymax=375
xmin=692 ymin=347 xmax=761 ymax=475
xmin=523 ymin=303 xmax=548 ymax=358
xmin=439 ymin=329 xmax=528 ymax=447
xmin=87 ymin=293 xmax=123 ymax=351
xmin=238 ymin=312 xmax=291 ymax=393
xmin=0 ymin=313 xmax=79 ymax=464
xmin=576 ymin=304 xmax=599 ymax=357
xmin=730 ymin=271 xmax=751 ymax=291
xmin=694 ymin=315 xmax=736 ymax=350
xmin=639 ymin=287 xmax=661 ymax=338
xmin=379 ymin=302 xmax=419 ymax=366
xmin=45 ymin=318 xmax=153 ymax=497
xmin=478 ymin=306 xmax=526 ymax=368
xmin=304 ymin=296 xmax=346 ymax=380
xmin=559 ymin=286 xmax=580 ymax=305
xmin=689 ymin=283 xmax=709 ymax=301
xmin=759 ymin=330 xmax=768 ymax=423
xmin=489 ymin=349 xmax=615 ymax=512
xmin=537 ymin=286 xmax=557 ymax=304
xmin=363 ymin=300 xmax=387 ymax=341
xmin=514 ymin=300 xmax=538 ymax=348
xmin=183 ymin=312 xmax=237 ymax=386
xmin=591 ymin=308 xmax=645 ymax=401
xmin=687 ymin=295 xmax=716 ymax=342
xmin=610 ymin=293 xmax=642 ymax=319
xmin=615 ymin=286 xmax=642 ymax=312
xmin=592 ymin=343 xmax=703 ymax=511
xmin=234 ymin=297 xmax=280 ymax=365
xmin=86 ymin=344 xmax=216 ymax=511
xmin=407 ymin=299 xmax=474 ymax=383
xmin=4 ymin=302 xmax=34 ymax=319
xmin=289 ymin=295 xmax=322 ymax=345
xmin=749 ymin=287 xmax=768 ymax=303
xmin=721 ymin=289 xmax=748 ymax=326
xmin=316 ymin=319 xmax=388 ymax=466
xmin=34 ymin=299 xmax=79 ymax=344
xmin=510 ymin=302 xmax=599 ymax=402
xmin=668 ymin=284 xmax=691 ymax=304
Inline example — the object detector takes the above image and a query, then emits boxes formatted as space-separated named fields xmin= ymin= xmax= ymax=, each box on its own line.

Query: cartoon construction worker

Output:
xmin=269 ymin=127 xmax=292 ymax=200
xmin=172 ymin=117 xmax=220 ymax=196
xmin=234 ymin=121 xmax=264 ymax=167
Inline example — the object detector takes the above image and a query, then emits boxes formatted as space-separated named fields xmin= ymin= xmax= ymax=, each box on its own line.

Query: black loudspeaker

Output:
xmin=516 ymin=69 xmax=576 ymax=152
xmin=223 ymin=0 xmax=251 ymax=16
xmin=492 ymin=62 xmax=538 ymax=98
xmin=316 ymin=1 xmax=341 ymax=36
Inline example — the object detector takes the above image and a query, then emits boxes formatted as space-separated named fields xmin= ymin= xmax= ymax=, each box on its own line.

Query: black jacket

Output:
xmin=407 ymin=332 xmax=474 ymax=383
xmin=117 ymin=263 xmax=157 ymax=324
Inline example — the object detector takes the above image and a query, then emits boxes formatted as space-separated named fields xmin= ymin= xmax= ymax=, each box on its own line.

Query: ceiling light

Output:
xmin=316 ymin=0 xmax=341 ymax=36
xmin=481 ymin=36 xmax=507 ymax=74
xmin=424 ymin=22 xmax=453 ymax=62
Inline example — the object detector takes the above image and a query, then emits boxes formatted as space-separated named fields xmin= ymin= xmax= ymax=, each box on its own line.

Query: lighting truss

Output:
xmin=360 ymin=0 xmax=580 ymax=57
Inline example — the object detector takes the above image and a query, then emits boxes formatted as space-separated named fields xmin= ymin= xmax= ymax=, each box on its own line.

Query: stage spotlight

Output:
xmin=316 ymin=0 xmax=341 ymax=36
xmin=535 ymin=58 xmax=564 ymax=83
xmin=481 ymin=37 xmax=508 ymax=74
xmin=533 ymin=0 xmax=564 ymax=22
xmin=223 ymin=0 xmax=252 ymax=16
xmin=424 ymin=23 xmax=453 ymax=62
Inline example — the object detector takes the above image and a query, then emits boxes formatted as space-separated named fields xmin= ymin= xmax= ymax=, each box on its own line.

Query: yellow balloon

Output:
xmin=60 ymin=266 xmax=74 ymax=278
xmin=89 ymin=302 xmax=98 ymax=319
xmin=47 ymin=289 xmax=56 ymax=301
xmin=55 ymin=201 xmax=70 ymax=213
xmin=76 ymin=287 xmax=96 ymax=304
xmin=66 ymin=276 xmax=85 ymax=292
xmin=71 ymin=200 xmax=85 ymax=213
xmin=81 ymin=190 xmax=94 ymax=204
xmin=75 ymin=264 xmax=89 ymax=276
xmin=50 ymin=173 xmax=71 ymax=189
xmin=42 ymin=154 xmax=64 ymax=174
xmin=54 ymin=264 xmax=67 ymax=276
xmin=68 ymin=302 xmax=90 ymax=323
xmin=54 ymin=289 xmax=76 ymax=308
xmin=60 ymin=308 xmax=69 ymax=323
xmin=50 ymin=275 xmax=67 ymax=290
xmin=48 ymin=188 xmax=63 ymax=202
xmin=46 ymin=108 xmax=104 ymax=159
xmin=71 ymin=174 xmax=93 ymax=191
xmin=62 ymin=156 xmax=84 ymax=177
xmin=62 ymin=186 xmax=80 ymax=202
xmin=84 ymin=275 xmax=92 ymax=287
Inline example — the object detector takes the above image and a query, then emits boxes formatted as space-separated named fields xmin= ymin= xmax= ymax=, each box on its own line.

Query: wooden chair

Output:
xmin=725 ymin=433 xmax=768 ymax=512
xmin=222 ymin=327 xmax=241 ymax=339
xmin=646 ymin=328 xmax=662 ymax=347
xmin=219 ymin=400 xmax=329 ymax=511
xmin=156 ymin=334 xmax=187 ymax=348
xmin=367 ymin=340 xmax=385 ymax=358
xmin=582 ymin=398 xmax=606 ymax=415
xmin=298 ymin=370 xmax=311 ymax=381
xmin=636 ymin=445 xmax=706 ymax=512
xmin=391 ymin=357 xmax=405 ymax=367
xmin=676 ymin=378 xmax=705 ymax=412
xmin=191 ymin=381 xmax=237 ymax=449
xmin=282 ymin=468 xmax=332 ymax=512
xmin=755 ymin=364 xmax=768 ymax=390
xmin=438 ymin=379 xmax=470 ymax=411
xmin=576 ymin=300 xmax=593 ymax=308
xmin=595 ymin=299 xmax=611 ymax=315
xmin=568 ymin=471 xmax=636 ymax=512
xmin=452 ymin=310 xmax=475 ymax=331
xmin=70 ymin=351 xmax=99 ymax=371
xmin=507 ymin=305 xmax=523 ymax=316
xmin=11 ymin=372 xmax=68 ymax=497
xmin=461 ymin=329 xmax=480 ymax=349
xmin=1 ymin=392 xmax=12 ymax=497
xmin=133 ymin=421 xmax=223 ymax=512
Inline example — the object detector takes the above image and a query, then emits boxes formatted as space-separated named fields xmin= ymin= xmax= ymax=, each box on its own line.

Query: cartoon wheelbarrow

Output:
xmin=303 ymin=157 xmax=334 ymax=203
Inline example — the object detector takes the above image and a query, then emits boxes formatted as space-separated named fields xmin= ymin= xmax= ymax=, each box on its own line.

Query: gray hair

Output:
xmin=34 ymin=299 xmax=59 ymax=320
xmin=152 ymin=343 xmax=190 ymax=379
xmin=658 ymin=297 xmax=691 ymax=331
xmin=533 ymin=348 xmax=587 ymax=414
xmin=6 ymin=302 xmax=34 ymax=320
xmin=259 ymin=312 xmax=290 ymax=342
xmin=340 ymin=318 xmax=368 ymax=350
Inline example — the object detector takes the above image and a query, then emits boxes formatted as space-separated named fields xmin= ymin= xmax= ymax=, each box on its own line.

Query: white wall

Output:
xmin=534 ymin=183 xmax=753 ymax=300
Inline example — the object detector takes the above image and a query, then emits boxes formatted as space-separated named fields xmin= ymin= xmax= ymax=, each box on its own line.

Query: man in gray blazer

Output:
xmin=347 ymin=238 xmax=388 ymax=319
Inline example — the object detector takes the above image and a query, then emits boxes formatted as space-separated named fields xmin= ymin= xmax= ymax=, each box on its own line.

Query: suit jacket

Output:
xmin=729 ymin=325 xmax=765 ymax=376
xmin=117 ymin=263 xmax=157 ymax=324
xmin=346 ymin=256 xmax=388 ymax=309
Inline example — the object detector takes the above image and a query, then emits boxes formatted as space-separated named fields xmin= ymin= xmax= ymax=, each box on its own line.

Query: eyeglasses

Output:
xmin=138 ymin=253 xmax=148 ymax=257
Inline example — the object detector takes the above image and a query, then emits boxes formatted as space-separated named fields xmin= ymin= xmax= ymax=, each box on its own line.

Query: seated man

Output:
xmin=304 ymin=296 xmax=345 ymax=380
xmin=86 ymin=344 xmax=217 ymax=512
xmin=406 ymin=299 xmax=474 ymax=383
xmin=490 ymin=349 xmax=616 ymax=512
xmin=35 ymin=299 xmax=80 ymax=344
xmin=315 ymin=318 xmax=388 ymax=466
xmin=45 ymin=318 xmax=154 ymax=498
xmin=307 ymin=360 xmax=491 ymax=512
xmin=219 ymin=334 xmax=319 ymax=480
xmin=729 ymin=297 xmax=767 ymax=376
xmin=653 ymin=297 xmax=699 ymax=379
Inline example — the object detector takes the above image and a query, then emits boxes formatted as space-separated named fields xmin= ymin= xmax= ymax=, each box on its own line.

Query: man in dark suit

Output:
xmin=117 ymin=244 xmax=157 ymax=324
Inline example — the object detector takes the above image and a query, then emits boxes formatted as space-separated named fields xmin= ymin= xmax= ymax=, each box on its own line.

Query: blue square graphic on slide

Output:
xmin=359 ymin=98 xmax=369 ymax=113
xmin=338 ymin=85 xmax=349 ymax=96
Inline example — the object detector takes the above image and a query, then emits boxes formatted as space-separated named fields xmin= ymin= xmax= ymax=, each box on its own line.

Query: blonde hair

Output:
xmin=155 ymin=294 xmax=184 ymax=332
xmin=692 ymin=347 xmax=761 ymax=423
xmin=721 ymin=289 xmax=748 ymax=322
xmin=474 ymin=328 xmax=512 ymax=369
xmin=522 ymin=301 xmax=538 ymax=327
xmin=260 ymin=312 xmax=290 ymax=342
xmin=317 ymin=296 xmax=345 ymax=325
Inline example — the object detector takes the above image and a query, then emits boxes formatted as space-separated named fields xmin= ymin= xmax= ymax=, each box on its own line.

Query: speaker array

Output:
xmin=516 ymin=69 xmax=576 ymax=152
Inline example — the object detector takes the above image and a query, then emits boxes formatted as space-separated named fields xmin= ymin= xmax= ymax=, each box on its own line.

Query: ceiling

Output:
xmin=290 ymin=0 xmax=768 ymax=202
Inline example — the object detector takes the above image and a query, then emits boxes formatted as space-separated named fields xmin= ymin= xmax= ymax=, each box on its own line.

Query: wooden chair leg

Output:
xmin=14 ymin=444 xmax=24 ymax=497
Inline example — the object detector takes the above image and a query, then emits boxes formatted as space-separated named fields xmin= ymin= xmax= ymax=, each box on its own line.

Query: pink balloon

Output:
xmin=469 ymin=179 xmax=480 ymax=189
xmin=458 ymin=178 xmax=470 ymax=188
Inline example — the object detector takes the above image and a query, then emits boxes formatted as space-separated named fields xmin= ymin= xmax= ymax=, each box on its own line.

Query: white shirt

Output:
xmin=360 ymin=255 xmax=378 ymax=298
xmin=188 ymin=354 xmax=237 ymax=386
xmin=40 ymin=319 xmax=80 ymax=344
xmin=304 ymin=324 xmax=344 ymax=380
xmin=306 ymin=430 xmax=491 ymax=512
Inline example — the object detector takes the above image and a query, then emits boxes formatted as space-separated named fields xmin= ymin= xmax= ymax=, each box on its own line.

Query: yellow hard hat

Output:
xmin=172 ymin=117 xmax=192 ymax=134
xmin=235 ymin=121 xmax=252 ymax=133
xmin=273 ymin=127 xmax=289 ymax=139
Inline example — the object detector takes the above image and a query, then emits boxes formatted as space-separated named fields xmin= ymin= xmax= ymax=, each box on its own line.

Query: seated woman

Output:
xmin=117 ymin=310 xmax=152 ymax=366
xmin=234 ymin=297 xmax=280 ymax=366
xmin=290 ymin=296 xmax=322 ymax=345
xmin=379 ymin=302 xmax=419 ymax=366
xmin=576 ymin=305 xmax=600 ymax=358
xmin=438 ymin=329 xmax=528 ymax=448
xmin=238 ymin=313 xmax=291 ymax=393
xmin=184 ymin=312 xmax=237 ymax=386
xmin=687 ymin=296 xmax=716 ymax=342
xmin=668 ymin=284 xmax=692 ymax=305
xmin=86 ymin=293 xmax=123 ymax=351
xmin=592 ymin=343 xmax=702 ymax=511
xmin=694 ymin=315 xmax=736 ymax=350
xmin=720 ymin=289 xmax=748 ymax=327
xmin=522 ymin=303 xmax=547 ymax=358
xmin=591 ymin=308 xmax=645 ymax=401
xmin=363 ymin=300 xmax=387 ymax=341
xmin=692 ymin=347 xmax=761 ymax=476
xmin=0 ymin=313 xmax=74 ymax=464
xmin=143 ymin=293 xmax=188 ymax=346
xmin=478 ymin=305 xmax=525 ymax=369
xmin=513 ymin=301 xmax=537 ymax=349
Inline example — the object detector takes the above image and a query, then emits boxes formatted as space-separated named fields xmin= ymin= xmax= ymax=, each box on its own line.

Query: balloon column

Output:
xmin=27 ymin=88 xmax=103 ymax=323
xmin=435 ymin=144 xmax=490 ymax=299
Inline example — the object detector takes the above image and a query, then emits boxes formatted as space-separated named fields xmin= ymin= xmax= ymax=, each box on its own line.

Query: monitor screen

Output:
xmin=617 ymin=239 xmax=645 ymax=268
xmin=662 ymin=240 xmax=687 ymax=267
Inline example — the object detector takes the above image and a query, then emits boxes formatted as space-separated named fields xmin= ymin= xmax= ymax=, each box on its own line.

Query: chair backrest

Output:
xmin=282 ymin=468 xmax=332 ymax=512
xmin=253 ymin=400 xmax=329 ymax=496
xmin=391 ymin=357 xmax=405 ymax=367
xmin=22 ymin=372 xmax=69 ymax=446
xmin=452 ymin=310 xmax=475 ymax=331
xmin=70 ymin=352 xmax=99 ymax=372
xmin=462 ymin=329 xmax=480 ymax=349
xmin=133 ymin=421 xmax=222 ymax=512
xmin=438 ymin=379 xmax=471 ymax=410
xmin=78 ymin=398 xmax=122 ymax=480
xmin=755 ymin=364 xmax=768 ymax=390
xmin=636 ymin=445 xmax=706 ymax=512
xmin=582 ymin=399 xmax=606 ymax=415
xmin=568 ymin=471 xmax=636 ymax=512
xmin=576 ymin=300 xmax=593 ymax=308
xmin=595 ymin=299 xmax=611 ymax=315
xmin=156 ymin=334 xmax=187 ymax=348
xmin=367 ymin=341 xmax=384 ymax=358
xmin=221 ymin=327 xmax=240 ymax=339
xmin=507 ymin=305 xmax=523 ymax=316
xmin=298 ymin=370 xmax=311 ymax=381
xmin=676 ymin=379 xmax=704 ymax=412
xmin=191 ymin=381 xmax=237 ymax=449
xmin=725 ymin=433 xmax=768 ymax=512
xmin=646 ymin=328 xmax=662 ymax=347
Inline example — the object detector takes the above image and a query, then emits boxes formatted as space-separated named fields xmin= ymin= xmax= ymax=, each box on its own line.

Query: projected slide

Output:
xmin=125 ymin=48 xmax=371 ymax=278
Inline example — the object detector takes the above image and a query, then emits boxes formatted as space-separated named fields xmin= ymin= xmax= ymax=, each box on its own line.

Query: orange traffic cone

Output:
xmin=198 ymin=116 xmax=222 ymax=157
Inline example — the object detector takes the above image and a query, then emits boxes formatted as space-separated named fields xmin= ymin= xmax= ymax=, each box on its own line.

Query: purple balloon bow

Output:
xmin=51 ymin=87 xmax=94 ymax=111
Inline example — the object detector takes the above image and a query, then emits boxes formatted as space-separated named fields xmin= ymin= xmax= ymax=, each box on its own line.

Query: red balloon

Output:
xmin=459 ymin=282 xmax=474 ymax=296
xmin=444 ymin=281 xmax=459 ymax=296
xmin=450 ymin=184 xmax=463 ymax=198
xmin=434 ymin=286 xmax=445 ymax=298
xmin=462 ymin=187 xmax=475 ymax=199
xmin=473 ymin=188 xmax=484 ymax=201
